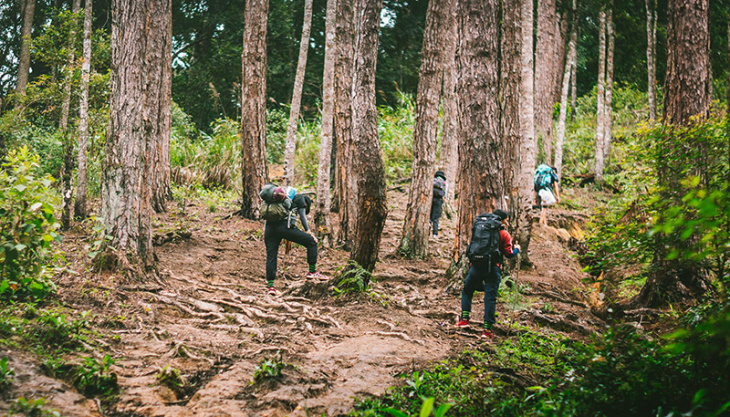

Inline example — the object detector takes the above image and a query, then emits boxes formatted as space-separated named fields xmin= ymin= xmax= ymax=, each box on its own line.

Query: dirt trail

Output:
xmin=1 ymin=190 xmax=603 ymax=417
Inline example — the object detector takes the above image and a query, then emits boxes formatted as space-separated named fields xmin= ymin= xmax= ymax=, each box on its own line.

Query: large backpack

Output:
xmin=433 ymin=177 xmax=446 ymax=198
xmin=534 ymin=164 xmax=554 ymax=192
xmin=466 ymin=213 xmax=503 ymax=267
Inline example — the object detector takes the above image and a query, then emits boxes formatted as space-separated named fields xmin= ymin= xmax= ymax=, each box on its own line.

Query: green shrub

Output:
xmin=0 ymin=356 xmax=14 ymax=389
xmin=8 ymin=397 xmax=61 ymax=417
xmin=334 ymin=261 xmax=373 ymax=295
xmin=36 ymin=309 xmax=89 ymax=349
xmin=0 ymin=147 xmax=60 ymax=302
xmin=44 ymin=355 xmax=118 ymax=397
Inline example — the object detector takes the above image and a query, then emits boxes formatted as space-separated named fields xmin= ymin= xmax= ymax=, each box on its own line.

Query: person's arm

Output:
xmin=500 ymin=230 xmax=520 ymax=258
xmin=298 ymin=208 xmax=310 ymax=232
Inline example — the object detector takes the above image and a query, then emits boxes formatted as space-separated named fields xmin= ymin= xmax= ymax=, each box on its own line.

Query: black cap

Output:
xmin=435 ymin=170 xmax=446 ymax=179
xmin=493 ymin=209 xmax=509 ymax=220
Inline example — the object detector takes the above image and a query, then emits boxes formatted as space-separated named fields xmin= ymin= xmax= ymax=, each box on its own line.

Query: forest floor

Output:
xmin=1 ymin=187 xmax=608 ymax=417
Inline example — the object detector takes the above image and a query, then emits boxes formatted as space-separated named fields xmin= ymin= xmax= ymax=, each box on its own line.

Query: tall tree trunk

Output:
xmin=398 ymin=0 xmax=448 ymax=259
xmin=513 ymin=0 xmax=537 ymax=268
xmin=74 ymin=0 xmax=93 ymax=220
xmin=103 ymin=0 xmax=168 ymax=271
xmin=501 ymin=0 xmax=520 ymax=195
xmin=634 ymin=0 xmax=711 ymax=308
xmin=15 ymin=0 xmax=35 ymax=94
xmin=535 ymin=0 xmax=557 ymax=163
xmin=60 ymin=0 xmax=81 ymax=230
xmin=240 ymin=0 xmax=270 ymax=219
xmin=439 ymin=0 xmax=459 ymax=205
xmin=149 ymin=0 xmax=172 ymax=213
xmin=554 ymin=0 xmax=577 ymax=178
xmin=314 ymin=0 xmax=337 ymax=246
xmin=350 ymin=0 xmax=387 ymax=272
xmin=283 ymin=0 xmax=314 ymax=187
xmin=554 ymin=9 xmax=569 ymax=102
xmin=603 ymin=7 xmax=615 ymax=167
xmin=594 ymin=9 xmax=606 ymax=185
xmin=646 ymin=0 xmax=657 ymax=122
xmin=333 ymin=0 xmax=357 ymax=249
xmin=449 ymin=0 xmax=502 ymax=274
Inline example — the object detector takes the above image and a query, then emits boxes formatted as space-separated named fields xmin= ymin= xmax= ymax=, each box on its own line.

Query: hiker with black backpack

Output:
xmin=430 ymin=171 xmax=448 ymax=239
xmin=260 ymin=184 xmax=328 ymax=296
xmin=534 ymin=164 xmax=560 ymax=225
xmin=455 ymin=209 xmax=520 ymax=340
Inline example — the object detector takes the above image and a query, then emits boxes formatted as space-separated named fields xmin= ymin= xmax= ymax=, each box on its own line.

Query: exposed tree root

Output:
xmin=364 ymin=331 xmax=425 ymax=346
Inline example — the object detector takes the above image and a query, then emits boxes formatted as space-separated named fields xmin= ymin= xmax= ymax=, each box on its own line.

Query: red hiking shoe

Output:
xmin=455 ymin=319 xmax=469 ymax=328
xmin=267 ymin=287 xmax=277 ymax=295
xmin=480 ymin=329 xmax=495 ymax=340
xmin=306 ymin=271 xmax=329 ymax=281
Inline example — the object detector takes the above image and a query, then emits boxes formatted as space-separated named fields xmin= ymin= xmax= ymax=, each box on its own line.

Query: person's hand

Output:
xmin=513 ymin=244 xmax=521 ymax=252
xmin=308 ymin=231 xmax=318 ymax=244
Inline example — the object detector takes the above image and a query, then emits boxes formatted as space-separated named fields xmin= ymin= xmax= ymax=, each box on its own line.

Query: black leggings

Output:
xmin=264 ymin=220 xmax=318 ymax=282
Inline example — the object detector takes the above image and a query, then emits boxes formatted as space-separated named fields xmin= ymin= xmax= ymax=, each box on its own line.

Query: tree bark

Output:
xmin=240 ymin=0 xmax=270 ymax=219
xmin=314 ymin=0 xmax=337 ymax=246
xmin=398 ymin=0 xmax=449 ymax=259
xmin=350 ymin=0 xmax=387 ymax=272
xmin=438 ymin=0 xmax=459 ymax=205
xmin=570 ymin=26 xmax=577 ymax=122
xmin=333 ymin=0 xmax=357 ymax=249
xmin=103 ymin=0 xmax=168 ymax=271
xmin=535 ymin=0 xmax=557 ymax=163
xmin=513 ymin=0 xmax=537 ymax=269
xmin=283 ymin=0 xmax=314 ymax=187
xmin=15 ymin=0 xmax=35 ymax=94
xmin=149 ymin=0 xmax=172 ymax=213
xmin=74 ymin=0 xmax=93 ymax=220
xmin=594 ymin=9 xmax=606 ymax=185
xmin=450 ymin=0 xmax=503 ymax=272
xmin=554 ymin=9 xmax=569 ymax=102
xmin=646 ymin=0 xmax=657 ymax=122
xmin=635 ymin=0 xmax=711 ymax=308
xmin=60 ymin=0 xmax=81 ymax=230
xmin=603 ymin=7 xmax=615 ymax=167
xmin=554 ymin=0 xmax=577 ymax=178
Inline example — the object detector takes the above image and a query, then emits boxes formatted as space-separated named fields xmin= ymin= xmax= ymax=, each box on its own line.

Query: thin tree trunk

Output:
xmin=449 ymin=0 xmax=502 ymax=274
xmin=646 ymin=0 xmax=657 ymax=122
xmin=240 ymin=0 xmax=270 ymax=219
xmin=535 ymin=0 xmax=557 ymax=163
xmin=60 ymin=0 xmax=81 ymax=230
xmin=554 ymin=0 xmax=577 ymax=178
xmin=283 ymin=0 xmax=314 ymax=187
xmin=570 ymin=31 xmax=577 ymax=122
xmin=399 ymin=0 xmax=448 ymax=259
xmin=603 ymin=6 xmax=615 ymax=167
xmin=74 ymin=0 xmax=93 ymax=220
xmin=15 ymin=0 xmax=35 ymax=94
xmin=149 ymin=0 xmax=172 ymax=213
xmin=314 ymin=0 xmax=337 ymax=246
xmin=439 ymin=0 xmax=458 ymax=205
xmin=103 ymin=0 xmax=167 ymax=271
xmin=635 ymin=0 xmax=711 ymax=308
xmin=554 ymin=9 xmax=569 ymax=103
xmin=594 ymin=9 xmax=606 ymax=185
xmin=513 ymin=0 xmax=537 ymax=269
xmin=350 ymin=0 xmax=387 ymax=272
xmin=333 ymin=0 xmax=356 ymax=249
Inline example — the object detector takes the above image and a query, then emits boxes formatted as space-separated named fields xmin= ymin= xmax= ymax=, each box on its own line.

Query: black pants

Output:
xmin=264 ymin=220 xmax=317 ymax=282
xmin=430 ymin=197 xmax=444 ymax=235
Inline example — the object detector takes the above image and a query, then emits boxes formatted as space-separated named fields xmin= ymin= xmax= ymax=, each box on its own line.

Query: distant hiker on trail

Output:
xmin=534 ymin=164 xmax=560 ymax=225
xmin=260 ymin=184 xmax=328 ymax=296
xmin=430 ymin=170 xmax=448 ymax=239
xmin=455 ymin=209 xmax=520 ymax=340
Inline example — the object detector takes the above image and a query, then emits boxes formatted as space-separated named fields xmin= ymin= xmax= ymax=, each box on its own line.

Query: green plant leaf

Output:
xmin=383 ymin=409 xmax=410 ymax=417
xmin=420 ymin=397 xmax=435 ymax=417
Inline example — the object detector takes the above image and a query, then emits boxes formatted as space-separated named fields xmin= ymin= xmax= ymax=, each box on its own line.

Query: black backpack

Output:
xmin=466 ymin=213 xmax=503 ymax=267
xmin=433 ymin=177 xmax=446 ymax=198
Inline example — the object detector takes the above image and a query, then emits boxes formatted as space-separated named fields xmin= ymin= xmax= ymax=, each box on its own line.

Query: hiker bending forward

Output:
xmin=455 ymin=209 xmax=519 ymax=340
xmin=264 ymin=188 xmax=328 ymax=295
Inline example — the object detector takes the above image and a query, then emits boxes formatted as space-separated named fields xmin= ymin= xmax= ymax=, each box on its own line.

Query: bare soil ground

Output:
xmin=1 ymin=189 xmax=604 ymax=417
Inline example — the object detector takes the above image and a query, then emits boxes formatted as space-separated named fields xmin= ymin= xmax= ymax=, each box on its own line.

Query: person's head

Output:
xmin=493 ymin=209 xmax=509 ymax=224
xmin=435 ymin=170 xmax=446 ymax=180
xmin=272 ymin=187 xmax=286 ymax=202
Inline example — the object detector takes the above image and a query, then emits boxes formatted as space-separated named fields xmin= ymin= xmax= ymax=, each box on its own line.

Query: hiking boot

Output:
xmin=455 ymin=319 xmax=469 ymax=328
xmin=480 ymin=329 xmax=495 ymax=340
xmin=306 ymin=271 xmax=329 ymax=281
xmin=267 ymin=287 xmax=277 ymax=295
